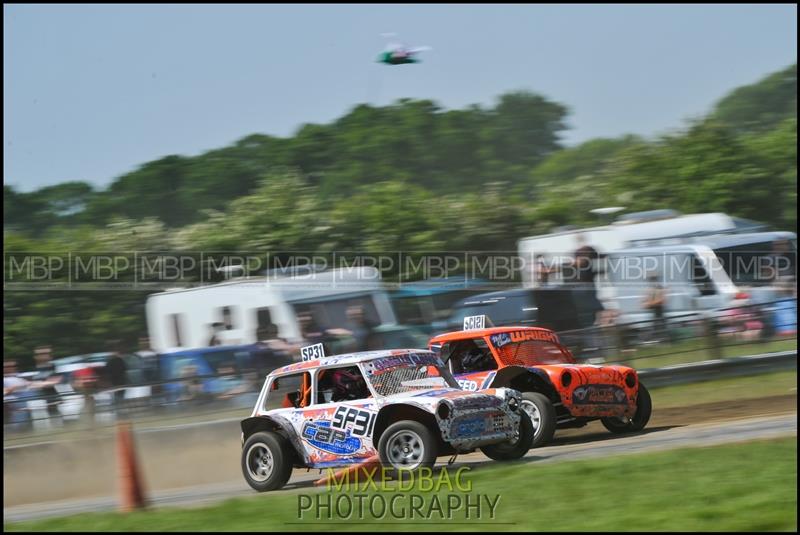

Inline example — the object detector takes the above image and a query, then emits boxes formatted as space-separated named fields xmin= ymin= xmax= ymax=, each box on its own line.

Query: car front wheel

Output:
xmin=601 ymin=383 xmax=652 ymax=433
xmin=241 ymin=431 xmax=293 ymax=492
xmin=378 ymin=420 xmax=438 ymax=471
xmin=480 ymin=409 xmax=534 ymax=461
xmin=521 ymin=392 xmax=557 ymax=448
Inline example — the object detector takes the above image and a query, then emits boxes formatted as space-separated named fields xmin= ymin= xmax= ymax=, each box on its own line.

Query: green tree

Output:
xmin=606 ymin=120 xmax=794 ymax=228
xmin=710 ymin=63 xmax=796 ymax=134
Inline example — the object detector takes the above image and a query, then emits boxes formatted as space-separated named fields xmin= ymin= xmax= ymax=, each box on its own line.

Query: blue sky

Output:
xmin=4 ymin=4 xmax=797 ymax=192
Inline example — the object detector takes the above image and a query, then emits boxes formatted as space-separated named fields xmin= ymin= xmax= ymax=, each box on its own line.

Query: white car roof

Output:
xmin=269 ymin=349 xmax=435 ymax=376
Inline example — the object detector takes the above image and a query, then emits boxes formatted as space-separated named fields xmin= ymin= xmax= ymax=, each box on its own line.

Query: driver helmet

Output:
xmin=462 ymin=347 xmax=491 ymax=371
xmin=330 ymin=368 xmax=367 ymax=400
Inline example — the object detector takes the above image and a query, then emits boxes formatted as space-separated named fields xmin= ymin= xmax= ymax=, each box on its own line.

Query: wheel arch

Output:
xmin=373 ymin=404 xmax=441 ymax=447
xmin=241 ymin=415 xmax=308 ymax=466
xmin=489 ymin=366 xmax=561 ymax=404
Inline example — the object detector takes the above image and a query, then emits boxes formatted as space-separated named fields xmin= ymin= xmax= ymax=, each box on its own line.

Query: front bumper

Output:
xmin=568 ymin=384 xmax=636 ymax=418
xmin=436 ymin=389 xmax=522 ymax=450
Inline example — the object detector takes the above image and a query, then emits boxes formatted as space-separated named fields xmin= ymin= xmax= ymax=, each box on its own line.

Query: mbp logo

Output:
xmin=5 ymin=254 xmax=67 ymax=284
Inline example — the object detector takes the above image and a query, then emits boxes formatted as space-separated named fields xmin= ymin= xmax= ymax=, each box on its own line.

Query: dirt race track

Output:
xmin=563 ymin=393 xmax=797 ymax=435
xmin=4 ymin=394 xmax=797 ymax=522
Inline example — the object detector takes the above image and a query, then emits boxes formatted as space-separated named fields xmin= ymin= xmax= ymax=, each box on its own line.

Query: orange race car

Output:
xmin=428 ymin=321 xmax=651 ymax=448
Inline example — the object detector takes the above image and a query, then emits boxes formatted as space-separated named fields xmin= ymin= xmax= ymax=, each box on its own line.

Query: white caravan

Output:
xmin=146 ymin=267 xmax=397 ymax=353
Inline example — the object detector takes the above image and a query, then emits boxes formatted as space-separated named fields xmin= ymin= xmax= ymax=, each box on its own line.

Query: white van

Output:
xmin=146 ymin=266 xmax=398 ymax=353
xmin=688 ymin=231 xmax=796 ymax=304
xmin=596 ymin=232 xmax=797 ymax=323
xmin=596 ymin=244 xmax=741 ymax=324
xmin=518 ymin=210 xmax=767 ymax=288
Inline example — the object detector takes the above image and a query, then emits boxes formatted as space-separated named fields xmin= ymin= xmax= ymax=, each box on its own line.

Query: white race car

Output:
xmin=240 ymin=347 xmax=533 ymax=491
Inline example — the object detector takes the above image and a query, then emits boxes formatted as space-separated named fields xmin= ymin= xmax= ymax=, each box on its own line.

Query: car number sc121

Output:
xmin=463 ymin=315 xmax=487 ymax=330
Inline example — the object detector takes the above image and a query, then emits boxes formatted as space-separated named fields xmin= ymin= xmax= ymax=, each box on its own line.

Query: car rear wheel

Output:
xmin=601 ymin=383 xmax=652 ymax=433
xmin=241 ymin=431 xmax=293 ymax=492
xmin=480 ymin=409 xmax=534 ymax=461
xmin=521 ymin=392 xmax=557 ymax=448
xmin=378 ymin=420 xmax=438 ymax=471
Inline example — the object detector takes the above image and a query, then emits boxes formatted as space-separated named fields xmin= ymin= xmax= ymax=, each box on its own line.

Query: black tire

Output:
xmin=378 ymin=420 xmax=438 ymax=471
xmin=241 ymin=431 xmax=294 ymax=492
xmin=480 ymin=409 xmax=534 ymax=461
xmin=601 ymin=383 xmax=653 ymax=434
xmin=521 ymin=392 xmax=557 ymax=448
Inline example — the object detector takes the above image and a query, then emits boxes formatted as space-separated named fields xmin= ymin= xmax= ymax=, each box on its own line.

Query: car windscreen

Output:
xmin=488 ymin=331 xmax=574 ymax=366
xmin=361 ymin=353 xmax=459 ymax=396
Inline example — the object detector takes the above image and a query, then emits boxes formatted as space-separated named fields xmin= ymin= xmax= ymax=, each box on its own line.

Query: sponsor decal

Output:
xmin=302 ymin=420 xmax=363 ymax=455
xmin=453 ymin=416 xmax=487 ymax=437
xmin=489 ymin=333 xmax=511 ymax=348
xmin=490 ymin=330 xmax=559 ymax=347
xmin=457 ymin=379 xmax=479 ymax=391
xmin=364 ymin=353 xmax=442 ymax=374
xmin=457 ymin=372 xmax=495 ymax=390
xmin=411 ymin=388 xmax=460 ymax=398
xmin=572 ymin=385 xmax=628 ymax=405
xmin=480 ymin=371 xmax=497 ymax=389
xmin=450 ymin=394 xmax=502 ymax=411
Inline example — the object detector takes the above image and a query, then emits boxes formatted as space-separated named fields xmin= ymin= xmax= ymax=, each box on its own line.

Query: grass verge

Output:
xmin=607 ymin=337 xmax=796 ymax=369
xmin=649 ymin=369 xmax=797 ymax=408
xmin=6 ymin=437 xmax=797 ymax=532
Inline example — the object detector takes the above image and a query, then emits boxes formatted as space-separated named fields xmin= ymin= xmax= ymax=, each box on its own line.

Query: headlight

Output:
xmin=561 ymin=371 xmax=572 ymax=388
xmin=437 ymin=402 xmax=452 ymax=420
xmin=508 ymin=397 xmax=519 ymax=411
xmin=625 ymin=372 xmax=637 ymax=388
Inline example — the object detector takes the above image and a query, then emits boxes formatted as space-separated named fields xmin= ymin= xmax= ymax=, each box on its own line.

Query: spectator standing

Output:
xmin=298 ymin=312 xmax=325 ymax=346
xmin=297 ymin=310 xmax=354 ymax=356
xmin=31 ymin=346 xmax=63 ymax=421
xmin=177 ymin=363 xmax=204 ymax=403
xmin=572 ymin=237 xmax=605 ymax=359
xmin=347 ymin=305 xmax=379 ymax=352
xmin=72 ymin=364 xmax=98 ymax=425
xmin=254 ymin=322 xmax=295 ymax=373
xmin=533 ymin=254 xmax=554 ymax=287
xmin=216 ymin=361 xmax=248 ymax=401
xmin=643 ymin=273 xmax=667 ymax=342
xmin=4 ymin=359 xmax=31 ymax=428
xmin=135 ymin=337 xmax=159 ymax=383
xmin=105 ymin=349 xmax=128 ymax=415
